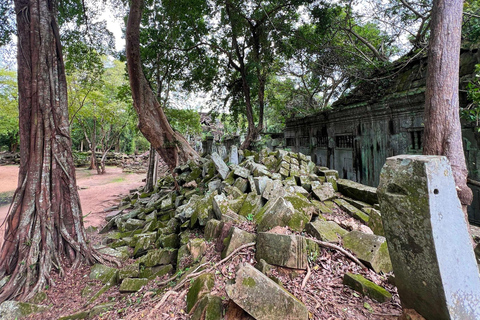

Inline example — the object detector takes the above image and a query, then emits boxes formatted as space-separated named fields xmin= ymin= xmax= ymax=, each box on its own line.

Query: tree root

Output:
xmin=311 ymin=239 xmax=366 ymax=269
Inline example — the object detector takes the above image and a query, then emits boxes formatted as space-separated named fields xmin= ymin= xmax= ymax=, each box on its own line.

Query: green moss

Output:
xmin=242 ymin=277 xmax=257 ymax=287
xmin=343 ymin=273 xmax=392 ymax=302
xmin=186 ymin=273 xmax=215 ymax=313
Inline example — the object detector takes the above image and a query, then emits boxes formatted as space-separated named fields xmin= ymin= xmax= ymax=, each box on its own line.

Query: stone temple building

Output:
xmin=284 ymin=49 xmax=480 ymax=224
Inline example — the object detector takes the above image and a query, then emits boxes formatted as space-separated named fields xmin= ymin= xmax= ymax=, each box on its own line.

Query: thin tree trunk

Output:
xmin=89 ymin=118 xmax=97 ymax=171
xmin=145 ymin=144 xmax=157 ymax=193
xmin=424 ymin=0 xmax=473 ymax=218
xmin=0 ymin=0 xmax=111 ymax=302
xmin=126 ymin=0 xmax=199 ymax=170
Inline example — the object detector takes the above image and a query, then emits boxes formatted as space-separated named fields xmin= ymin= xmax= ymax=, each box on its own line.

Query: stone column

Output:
xmin=377 ymin=155 xmax=480 ymax=320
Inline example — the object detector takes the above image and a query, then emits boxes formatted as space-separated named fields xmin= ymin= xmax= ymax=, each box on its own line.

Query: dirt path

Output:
xmin=0 ymin=166 xmax=145 ymax=244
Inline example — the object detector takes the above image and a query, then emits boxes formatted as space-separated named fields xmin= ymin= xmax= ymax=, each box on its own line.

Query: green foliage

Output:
xmin=164 ymin=108 xmax=202 ymax=137
xmin=464 ymin=64 xmax=480 ymax=130
xmin=0 ymin=68 xmax=18 ymax=151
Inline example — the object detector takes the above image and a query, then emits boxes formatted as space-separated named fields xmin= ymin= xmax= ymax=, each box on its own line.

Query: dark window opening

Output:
xmin=316 ymin=127 xmax=328 ymax=147
xmin=336 ymin=135 xmax=354 ymax=149
xmin=389 ymin=120 xmax=395 ymax=135
xmin=300 ymin=137 xmax=309 ymax=147
xmin=409 ymin=129 xmax=423 ymax=150
xmin=286 ymin=138 xmax=295 ymax=146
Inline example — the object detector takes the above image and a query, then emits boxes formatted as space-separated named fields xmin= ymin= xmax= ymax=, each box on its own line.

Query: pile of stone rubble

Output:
xmin=40 ymin=148 xmax=395 ymax=319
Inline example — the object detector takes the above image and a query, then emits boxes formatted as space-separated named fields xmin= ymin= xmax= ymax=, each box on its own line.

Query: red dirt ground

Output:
xmin=0 ymin=165 xmax=145 ymax=244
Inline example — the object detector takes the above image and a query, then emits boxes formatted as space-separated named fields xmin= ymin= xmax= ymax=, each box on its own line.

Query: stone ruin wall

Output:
xmin=284 ymin=48 xmax=480 ymax=224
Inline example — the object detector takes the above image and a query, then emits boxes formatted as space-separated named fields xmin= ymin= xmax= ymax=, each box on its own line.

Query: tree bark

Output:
xmin=424 ymin=0 xmax=473 ymax=217
xmin=126 ymin=0 xmax=199 ymax=170
xmin=0 ymin=0 xmax=109 ymax=302
xmin=145 ymin=144 xmax=157 ymax=193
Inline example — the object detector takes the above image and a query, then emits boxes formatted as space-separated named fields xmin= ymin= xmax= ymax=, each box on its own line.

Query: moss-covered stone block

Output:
xmin=138 ymin=248 xmax=178 ymax=267
xmin=140 ymin=264 xmax=173 ymax=280
xmin=188 ymin=238 xmax=207 ymax=262
xmin=119 ymin=264 xmax=140 ymax=280
xmin=342 ymin=231 xmax=392 ymax=273
xmin=204 ymin=219 xmax=222 ymax=241
xmin=226 ymin=264 xmax=308 ymax=320
xmin=221 ymin=227 xmax=256 ymax=259
xmin=190 ymin=294 xmax=223 ymax=320
xmin=157 ymin=233 xmax=180 ymax=249
xmin=256 ymin=232 xmax=308 ymax=270
xmin=334 ymin=198 xmax=370 ymax=224
xmin=337 ymin=179 xmax=378 ymax=205
xmin=119 ymin=278 xmax=149 ymax=293
xmin=238 ymin=192 xmax=264 ymax=217
xmin=365 ymin=208 xmax=385 ymax=236
xmin=343 ymin=273 xmax=392 ymax=302
xmin=306 ymin=220 xmax=348 ymax=243
xmin=89 ymin=264 xmax=118 ymax=285
xmin=186 ymin=273 xmax=215 ymax=313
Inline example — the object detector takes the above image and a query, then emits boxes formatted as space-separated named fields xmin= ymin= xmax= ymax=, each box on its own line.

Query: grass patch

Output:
xmin=110 ymin=177 xmax=126 ymax=184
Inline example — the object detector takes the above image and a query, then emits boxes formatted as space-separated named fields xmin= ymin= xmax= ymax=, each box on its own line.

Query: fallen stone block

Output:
xmin=211 ymin=152 xmax=230 ymax=179
xmin=190 ymin=294 xmax=223 ymax=320
xmin=119 ymin=278 xmax=149 ymax=293
xmin=256 ymin=197 xmax=309 ymax=232
xmin=254 ymin=176 xmax=272 ymax=195
xmin=311 ymin=182 xmax=336 ymax=202
xmin=256 ymin=232 xmax=308 ymax=270
xmin=89 ymin=264 xmax=118 ymax=285
xmin=139 ymin=264 xmax=173 ymax=280
xmin=226 ymin=263 xmax=308 ymax=320
xmin=119 ymin=264 xmax=139 ymax=280
xmin=342 ymin=231 xmax=392 ymax=273
xmin=222 ymin=227 xmax=256 ymax=259
xmin=334 ymin=198 xmax=370 ymax=224
xmin=262 ymin=179 xmax=285 ymax=200
xmin=306 ymin=220 xmax=348 ymax=243
xmin=188 ymin=238 xmax=207 ymax=262
xmin=337 ymin=179 xmax=377 ymax=205
xmin=238 ymin=192 xmax=264 ymax=218
xmin=138 ymin=248 xmax=178 ymax=267
xmin=378 ymin=155 xmax=480 ymax=319
xmin=343 ymin=273 xmax=392 ymax=302
xmin=204 ymin=219 xmax=222 ymax=241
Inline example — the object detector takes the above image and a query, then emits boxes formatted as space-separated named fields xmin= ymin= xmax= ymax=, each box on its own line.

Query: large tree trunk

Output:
xmin=0 ymin=0 xmax=108 ymax=302
xmin=424 ymin=0 xmax=473 ymax=217
xmin=126 ymin=0 xmax=199 ymax=170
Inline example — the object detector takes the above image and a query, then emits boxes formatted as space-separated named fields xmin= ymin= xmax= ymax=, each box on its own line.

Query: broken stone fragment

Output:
xmin=337 ymin=179 xmax=378 ymax=205
xmin=208 ymin=179 xmax=222 ymax=192
xmin=186 ymin=273 xmax=215 ymax=313
xmin=119 ymin=278 xmax=149 ymax=293
xmin=124 ymin=218 xmax=145 ymax=231
xmin=334 ymin=199 xmax=370 ymax=224
xmin=311 ymin=181 xmax=336 ymax=202
xmin=343 ymin=273 xmax=392 ymax=302
xmin=306 ymin=220 xmax=348 ymax=243
xmin=256 ymin=232 xmax=308 ymax=270
xmin=224 ymin=185 xmax=245 ymax=199
xmin=211 ymin=152 xmax=230 ymax=179
xmin=256 ymin=197 xmax=307 ymax=232
xmin=221 ymin=227 xmax=256 ymax=259
xmin=342 ymin=231 xmax=392 ymax=273
xmin=226 ymin=263 xmax=309 ymax=320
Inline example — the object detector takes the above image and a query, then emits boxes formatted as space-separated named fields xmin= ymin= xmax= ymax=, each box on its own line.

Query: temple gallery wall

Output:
xmin=284 ymin=48 xmax=480 ymax=225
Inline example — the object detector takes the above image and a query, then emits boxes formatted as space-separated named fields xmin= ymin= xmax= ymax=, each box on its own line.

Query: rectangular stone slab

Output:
xmin=377 ymin=155 xmax=480 ymax=319
xmin=226 ymin=263 xmax=308 ymax=320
